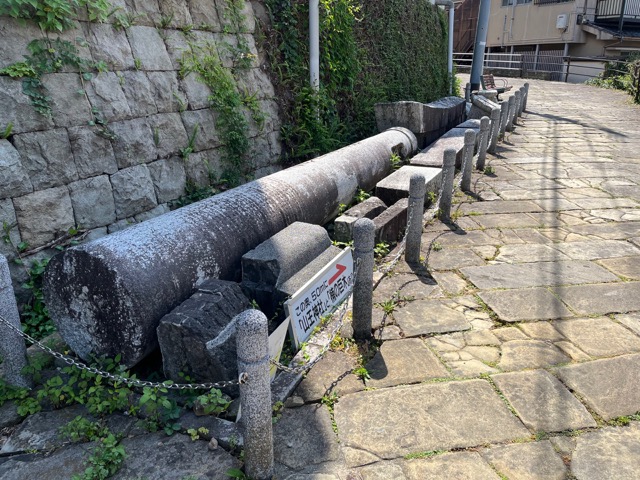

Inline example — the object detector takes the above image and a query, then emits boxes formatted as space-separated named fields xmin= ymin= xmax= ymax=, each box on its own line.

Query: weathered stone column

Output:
xmin=488 ymin=107 xmax=501 ymax=154
xmin=506 ymin=96 xmax=516 ymax=132
xmin=405 ymin=174 xmax=426 ymax=264
xmin=44 ymin=128 xmax=417 ymax=366
xmin=352 ymin=218 xmax=375 ymax=340
xmin=518 ymin=86 xmax=526 ymax=116
xmin=0 ymin=255 xmax=31 ymax=388
xmin=464 ymin=83 xmax=471 ymax=102
xmin=439 ymin=149 xmax=456 ymax=222
xmin=236 ymin=309 xmax=273 ymax=480
xmin=523 ymin=82 xmax=530 ymax=111
xmin=514 ymin=90 xmax=522 ymax=121
xmin=499 ymin=100 xmax=509 ymax=137
xmin=476 ymin=116 xmax=491 ymax=172
xmin=460 ymin=129 xmax=477 ymax=191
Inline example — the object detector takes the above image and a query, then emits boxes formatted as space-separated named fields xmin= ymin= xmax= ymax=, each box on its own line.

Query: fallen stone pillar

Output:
xmin=43 ymin=128 xmax=418 ymax=367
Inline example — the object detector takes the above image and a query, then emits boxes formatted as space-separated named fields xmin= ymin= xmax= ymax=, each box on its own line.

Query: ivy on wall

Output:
xmin=262 ymin=0 xmax=451 ymax=164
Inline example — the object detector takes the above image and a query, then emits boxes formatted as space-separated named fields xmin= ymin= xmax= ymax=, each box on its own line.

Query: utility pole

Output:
xmin=469 ymin=0 xmax=492 ymax=91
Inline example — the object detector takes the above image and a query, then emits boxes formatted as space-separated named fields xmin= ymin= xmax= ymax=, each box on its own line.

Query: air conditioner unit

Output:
xmin=556 ymin=14 xmax=569 ymax=29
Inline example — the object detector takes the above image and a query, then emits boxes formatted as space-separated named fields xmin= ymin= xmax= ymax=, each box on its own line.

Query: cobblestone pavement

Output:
xmin=272 ymin=78 xmax=640 ymax=479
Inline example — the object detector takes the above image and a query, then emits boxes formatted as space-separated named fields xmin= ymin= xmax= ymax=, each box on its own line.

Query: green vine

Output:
xmin=263 ymin=0 xmax=450 ymax=163
xmin=0 ymin=0 xmax=113 ymax=32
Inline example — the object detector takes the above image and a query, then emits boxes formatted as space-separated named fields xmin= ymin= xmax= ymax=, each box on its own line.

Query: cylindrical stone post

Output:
xmin=440 ymin=149 xmax=456 ymax=222
xmin=235 ymin=310 xmax=273 ymax=480
xmin=460 ymin=129 xmax=477 ymax=191
xmin=518 ymin=86 xmax=526 ymax=116
xmin=523 ymin=82 xmax=530 ymax=111
xmin=405 ymin=174 xmax=427 ymax=264
xmin=0 ymin=255 xmax=32 ymax=388
xmin=476 ymin=116 xmax=491 ymax=172
xmin=352 ymin=218 xmax=375 ymax=341
xmin=506 ymin=96 xmax=516 ymax=132
xmin=514 ymin=90 xmax=522 ymax=122
xmin=499 ymin=100 xmax=509 ymax=137
xmin=464 ymin=83 xmax=471 ymax=102
xmin=488 ymin=107 xmax=501 ymax=154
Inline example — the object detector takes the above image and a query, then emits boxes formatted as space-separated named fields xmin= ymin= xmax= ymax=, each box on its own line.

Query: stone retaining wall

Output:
xmin=0 ymin=0 xmax=282 ymax=280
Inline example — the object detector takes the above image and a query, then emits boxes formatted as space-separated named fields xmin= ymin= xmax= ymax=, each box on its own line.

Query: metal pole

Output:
xmin=469 ymin=0 xmax=492 ymax=90
xmin=618 ymin=0 xmax=627 ymax=33
xmin=405 ymin=174 xmax=427 ymax=264
xmin=309 ymin=0 xmax=320 ymax=90
xmin=448 ymin=4 xmax=454 ymax=94
xmin=236 ymin=309 xmax=274 ymax=480
xmin=352 ymin=218 xmax=375 ymax=341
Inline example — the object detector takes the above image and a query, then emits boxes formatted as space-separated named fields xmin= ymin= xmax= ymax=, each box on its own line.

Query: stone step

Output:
xmin=373 ymin=198 xmax=408 ymax=244
xmin=375 ymin=165 xmax=442 ymax=207
xmin=334 ymin=196 xmax=387 ymax=243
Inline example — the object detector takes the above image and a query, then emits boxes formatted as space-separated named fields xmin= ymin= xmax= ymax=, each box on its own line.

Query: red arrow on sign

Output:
xmin=329 ymin=264 xmax=347 ymax=285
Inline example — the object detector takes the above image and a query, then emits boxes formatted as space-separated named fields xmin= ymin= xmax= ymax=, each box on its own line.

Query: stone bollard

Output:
xmin=523 ymin=83 xmax=530 ymax=111
xmin=506 ymin=96 xmax=516 ymax=132
xmin=488 ymin=107 xmax=501 ymax=154
xmin=0 ymin=255 xmax=31 ymax=388
xmin=236 ymin=309 xmax=274 ymax=480
xmin=499 ymin=100 xmax=509 ymax=137
xmin=352 ymin=218 xmax=375 ymax=340
xmin=405 ymin=174 xmax=427 ymax=264
xmin=460 ymin=129 xmax=477 ymax=191
xmin=514 ymin=90 xmax=522 ymax=122
xmin=476 ymin=116 xmax=491 ymax=172
xmin=518 ymin=86 xmax=526 ymax=116
xmin=439 ymin=149 xmax=456 ymax=222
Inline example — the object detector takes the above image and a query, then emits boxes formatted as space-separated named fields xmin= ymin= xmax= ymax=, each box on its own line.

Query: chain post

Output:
xmin=440 ymin=149 xmax=456 ymax=222
xmin=513 ymin=90 xmax=522 ymax=123
xmin=487 ymin=107 xmax=501 ymax=154
xmin=460 ymin=129 xmax=477 ymax=191
xmin=506 ymin=95 xmax=516 ymax=132
xmin=352 ymin=218 xmax=375 ymax=341
xmin=0 ymin=256 xmax=31 ymax=388
xmin=405 ymin=174 xmax=426 ymax=264
xmin=499 ymin=100 xmax=509 ymax=137
xmin=523 ymin=82 xmax=530 ymax=111
xmin=476 ymin=117 xmax=491 ymax=172
xmin=235 ymin=309 xmax=274 ymax=480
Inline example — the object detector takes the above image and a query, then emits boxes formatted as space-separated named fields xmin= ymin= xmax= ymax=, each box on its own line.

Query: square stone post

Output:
xmin=439 ymin=149 xmax=456 ymax=222
xmin=0 ymin=255 xmax=31 ymax=388
xmin=523 ymin=82 xmax=530 ymax=111
xmin=353 ymin=218 xmax=375 ymax=340
xmin=460 ymin=129 xmax=477 ymax=191
xmin=405 ymin=174 xmax=427 ymax=264
xmin=499 ymin=101 xmax=509 ymax=137
xmin=236 ymin=309 xmax=274 ymax=480
xmin=506 ymin=96 xmax=516 ymax=132
xmin=475 ymin=116 xmax=491 ymax=172
xmin=488 ymin=107 xmax=501 ymax=154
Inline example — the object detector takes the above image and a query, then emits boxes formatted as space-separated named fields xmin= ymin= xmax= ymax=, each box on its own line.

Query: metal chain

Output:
xmin=0 ymin=312 xmax=240 ymax=390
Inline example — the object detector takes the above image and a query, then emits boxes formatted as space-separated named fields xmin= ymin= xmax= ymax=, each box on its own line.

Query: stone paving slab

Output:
xmin=557 ymin=354 xmax=640 ymax=420
xmin=598 ymin=256 xmax=640 ymax=279
xmin=365 ymin=338 xmax=450 ymax=388
xmin=482 ymin=441 xmax=567 ymax=480
xmin=571 ymin=423 xmax=640 ymax=480
xmin=567 ymin=221 xmax=640 ymax=240
xmin=461 ymin=260 xmax=617 ymax=289
xmin=373 ymin=273 xmax=438 ymax=303
xmin=494 ymin=244 xmax=571 ymax=263
xmin=394 ymin=300 xmax=471 ymax=336
xmin=491 ymin=370 xmax=596 ymax=432
xmin=553 ymin=317 xmax=640 ymax=357
xmin=295 ymin=351 xmax=363 ymax=402
xmin=479 ymin=288 xmax=574 ymax=321
xmin=457 ymin=200 xmax=544 ymax=215
xmin=498 ymin=340 xmax=571 ymax=371
xmin=552 ymin=282 xmax=640 ymax=315
xmin=426 ymin=247 xmax=485 ymax=270
xmin=471 ymin=213 xmax=544 ymax=229
xmin=403 ymin=452 xmax=500 ymax=480
xmin=552 ymin=240 xmax=639 ymax=261
xmin=334 ymin=380 xmax=529 ymax=461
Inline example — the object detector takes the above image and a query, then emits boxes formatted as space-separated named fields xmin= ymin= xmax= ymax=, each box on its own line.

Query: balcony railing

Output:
xmin=595 ymin=0 xmax=640 ymax=25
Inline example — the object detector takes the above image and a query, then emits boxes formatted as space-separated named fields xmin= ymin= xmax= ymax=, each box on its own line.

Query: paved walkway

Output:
xmin=272 ymin=78 xmax=640 ymax=479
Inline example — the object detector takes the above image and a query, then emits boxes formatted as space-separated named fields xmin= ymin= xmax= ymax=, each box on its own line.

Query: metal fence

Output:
xmin=454 ymin=51 xmax=564 ymax=81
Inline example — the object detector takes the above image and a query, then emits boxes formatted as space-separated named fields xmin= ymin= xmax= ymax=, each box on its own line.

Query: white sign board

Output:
xmin=285 ymin=248 xmax=354 ymax=348
xmin=268 ymin=317 xmax=290 ymax=381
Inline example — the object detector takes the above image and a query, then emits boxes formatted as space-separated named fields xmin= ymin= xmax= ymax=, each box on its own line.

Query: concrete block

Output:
xmin=13 ymin=187 xmax=75 ymax=247
xmin=13 ymin=129 xmax=78 ymax=190
xmin=68 ymin=126 xmax=118 ymax=179
xmin=373 ymin=198 xmax=408 ymax=244
xmin=157 ymin=279 xmax=251 ymax=386
xmin=68 ymin=175 xmax=116 ymax=229
xmin=110 ymin=164 xmax=158 ymax=219
xmin=0 ymin=139 xmax=33 ymax=198
xmin=334 ymin=197 xmax=387 ymax=243
xmin=375 ymin=165 xmax=442 ymax=207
